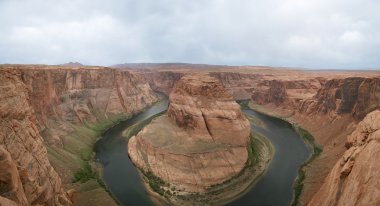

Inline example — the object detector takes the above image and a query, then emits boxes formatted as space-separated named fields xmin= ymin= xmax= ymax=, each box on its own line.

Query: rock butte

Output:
xmin=128 ymin=74 xmax=251 ymax=192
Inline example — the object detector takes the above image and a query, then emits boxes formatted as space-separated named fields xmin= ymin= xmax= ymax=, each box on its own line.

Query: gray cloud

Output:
xmin=0 ymin=0 xmax=379 ymax=69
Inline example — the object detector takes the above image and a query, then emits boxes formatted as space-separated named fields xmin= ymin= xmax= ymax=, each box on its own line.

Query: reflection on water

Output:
xmin=94 ymin=100 xmax=311 ymax=206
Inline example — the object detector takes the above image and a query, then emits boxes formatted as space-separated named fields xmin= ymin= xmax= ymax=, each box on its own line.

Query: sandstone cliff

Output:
xmin=251 ymin=80 xmax=289 ymax=106
xmin=299 ymin=77 xmax=380 ymax=120
xmin=0 ymin=69 xmax=71 ymax=206
xmin=133 ymin=70 xmax=184 ymax=95
xmin=0 ymin=65 xmax=160 ymax=206
xmin=308 ymin=110 xmax=380 ymax=206
xmin=10 ymin=65 xmax=159 ymax=182
xmin=128 ymin=74 xmax=251 ymax=192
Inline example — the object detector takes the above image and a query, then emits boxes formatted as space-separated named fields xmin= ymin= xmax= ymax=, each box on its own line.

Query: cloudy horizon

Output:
xmin=1 ymin=0 xmax=380 ymax=69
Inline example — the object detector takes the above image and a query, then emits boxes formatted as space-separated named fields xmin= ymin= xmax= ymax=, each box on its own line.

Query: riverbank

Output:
xmin=65 ymin=98 xmax=164 ymax=206
xmin=246 ymin=100 xmax=323 ymax=206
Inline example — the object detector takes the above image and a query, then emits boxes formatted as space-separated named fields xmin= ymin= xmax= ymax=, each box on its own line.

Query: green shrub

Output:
xmin=73 ymin=163 xmax=97 ymax=183
xmin=143 ymin=170 xmax=167 ymax=196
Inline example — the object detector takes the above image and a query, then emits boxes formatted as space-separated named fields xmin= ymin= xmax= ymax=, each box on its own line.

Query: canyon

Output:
xmin=0 ymin=63 xmax=379 ymax=206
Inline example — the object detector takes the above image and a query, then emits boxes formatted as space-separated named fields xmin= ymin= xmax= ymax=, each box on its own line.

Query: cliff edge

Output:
xmin=308 ymin=110 xmax=380 ymax=206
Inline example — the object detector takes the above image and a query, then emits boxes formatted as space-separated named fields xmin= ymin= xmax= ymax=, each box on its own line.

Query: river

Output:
xmin=94 ymin=100 xmax=311 ymax=206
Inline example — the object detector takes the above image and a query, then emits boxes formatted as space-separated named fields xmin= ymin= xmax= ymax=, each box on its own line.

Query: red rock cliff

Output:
xmin=300 ymin=77 xmax=380 ymax=120
xmin=308 ymin=110 xmax=380 ymax=206
xmin=0 ymin=69 xmax=71 ymax=206
xmin=0 ymin=65 xmax=160 ymax=205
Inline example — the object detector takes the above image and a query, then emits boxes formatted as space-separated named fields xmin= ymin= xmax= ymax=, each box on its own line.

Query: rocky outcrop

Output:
xmin=308 ymin=110 xmax=380 ymax=206
xmin=0 ymin=69 xmax=71 ymax=206
xmin=128 ymin=74 xmax=251 ymax=192
xmin=134 ymin=70 xmax=184 ymax=95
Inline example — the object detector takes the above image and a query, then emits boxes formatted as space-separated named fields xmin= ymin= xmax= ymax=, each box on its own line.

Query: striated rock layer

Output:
xmin=128 ymin=74 xmax=251 ymax=192
xmin=308 ymin=110 xmax=380 ymax=206
xmin=299 ymin=77 xmax=380 ymax=120
xmin=0 ymin=69 xmax=71 ymax=206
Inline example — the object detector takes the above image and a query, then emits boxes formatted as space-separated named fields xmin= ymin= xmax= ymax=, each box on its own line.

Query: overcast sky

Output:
xmin=0 ymin=0 xmax=379 ymax=69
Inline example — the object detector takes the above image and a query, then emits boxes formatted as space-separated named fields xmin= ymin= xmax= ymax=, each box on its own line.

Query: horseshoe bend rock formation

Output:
xmin=308 ymin=110 xmax=380 ymax=206
xmin=128 ymin=74 xmax=251 ymax=192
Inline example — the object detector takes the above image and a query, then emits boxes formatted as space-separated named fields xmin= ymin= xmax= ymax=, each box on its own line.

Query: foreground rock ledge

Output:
xmin=128 ymin=74 xmax=251 ymax=193
xmin=308 ymin=110 xmax=380 ymax=206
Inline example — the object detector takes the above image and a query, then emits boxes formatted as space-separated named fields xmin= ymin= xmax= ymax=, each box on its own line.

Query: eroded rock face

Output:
xmin=308 ymin=110 xmax=380 ymax=206
xmin=135 ymin=70 xmax=184 ymax=95
xmin=0 ymin=69 xmax=71 ymax=206
xmin=0 ymin=65 xmax=160 ymax=205
xmin=128 ymin=74 xmax=250 ymax=192
xmin=19 ymin=66 xmax=158 ymax=135
xmin=8 ymin=66 xmax=159 ymax=183
xmin=251 ymin=80 xmax=288 ymax=106
xmin=167 ymin=74 xmax=250 ymax=146
xmin=300 ymin=77 xmax=380 ymax=120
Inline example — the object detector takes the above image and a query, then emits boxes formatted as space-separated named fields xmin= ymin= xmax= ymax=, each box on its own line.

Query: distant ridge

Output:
xmin=60 ymin=62 xmax=84 ymax=67
xmin=110 ymin=62 xmax=233 ymax=70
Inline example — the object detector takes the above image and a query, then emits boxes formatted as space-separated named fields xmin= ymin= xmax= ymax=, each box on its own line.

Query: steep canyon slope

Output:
xmin=0 ymin=69 xmax=71 ymax=206
xmin=0 ymin=65 xmax=159 ymax=205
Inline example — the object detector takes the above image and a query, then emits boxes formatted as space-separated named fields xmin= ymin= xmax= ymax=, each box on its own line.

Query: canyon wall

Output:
xmin=134 ymin=70 xmax=184 ymax=94
xmin=14 ymin=65 xmax=159 ymax=182
xmin=0 ymin=65 xmax=159 ymax=205
xmin=299 ymin=77 xmax=380 ymax=120
xmin=0 ymin=69 xmax=71 ymax=206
